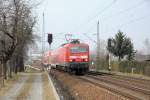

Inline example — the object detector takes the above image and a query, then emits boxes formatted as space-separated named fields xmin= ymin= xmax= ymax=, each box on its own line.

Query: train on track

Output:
xmin=42 ymin=39 xmax=90 ymax=74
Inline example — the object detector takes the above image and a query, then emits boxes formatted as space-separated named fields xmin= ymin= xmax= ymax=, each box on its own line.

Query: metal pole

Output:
xmin=96 ymin=21 xmax=100 ymax=71
xmin=108 ymin=53 xmax=111 ymax=71
xmin=48 ymin=44 xmax=51 ymax=70
xmin=42 ymin=12 xmax=45 ymax=55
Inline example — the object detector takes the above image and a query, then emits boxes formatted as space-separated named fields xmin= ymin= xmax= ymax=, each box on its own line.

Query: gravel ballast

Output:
xmin=50 ymin=69 xmax=130 ymax=100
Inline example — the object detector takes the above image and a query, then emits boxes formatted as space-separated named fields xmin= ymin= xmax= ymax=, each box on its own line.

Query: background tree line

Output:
xmin=107 ymin=30 xmax=135 ymax=62
xmin=0 ymin=0 xmax=36 ymax=86
xmin=90 ymin=30 xmax=150 ymax=76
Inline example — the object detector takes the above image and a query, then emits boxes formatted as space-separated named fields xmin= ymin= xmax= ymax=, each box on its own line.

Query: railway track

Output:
xmin=88 ymin=71 xmax=150 ymax=82
xmin=88 ymin=71 xmax=150 ymax=90
xmin=112 ymin=75 xmax=150 ymax=86
xmin=51 ymin=69 xmax=150 ymax=99
xmin=104 ymin=75 xmax=150 ymax=90
xmin=79 ymin=74 xmax=150 ymax=100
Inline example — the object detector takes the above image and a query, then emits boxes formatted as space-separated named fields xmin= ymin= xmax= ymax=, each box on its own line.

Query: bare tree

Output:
xmin=0 ymin=0 xmax=36 ymax=83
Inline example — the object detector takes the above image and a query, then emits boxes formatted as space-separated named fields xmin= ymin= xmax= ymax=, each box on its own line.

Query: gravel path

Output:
xmin=28 ymin=73 xmax=43 ymax=100
xmin=0 ymin=73 xmax=29 ymax=100
xmin=0 ymin=71 xmax=58 ymax=100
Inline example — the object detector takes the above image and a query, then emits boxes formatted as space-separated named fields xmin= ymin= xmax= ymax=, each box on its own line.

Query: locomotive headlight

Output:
xmin=81 ymin=56 xmax=88 ymax=59
xmin=85 ymin=58 xmax=88 ymax=62
xmin=70 ymin=59 xmax=73 ymax=62
xmin=70 ymin=56 xmax=77 ymax=59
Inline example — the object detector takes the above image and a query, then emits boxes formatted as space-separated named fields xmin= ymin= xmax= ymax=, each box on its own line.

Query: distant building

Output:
xmin=26 ymin=53 xmax=42 ymax=65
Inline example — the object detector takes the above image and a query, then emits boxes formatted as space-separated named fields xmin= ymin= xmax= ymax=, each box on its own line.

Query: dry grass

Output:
xmin=42 ymin=72 xmax=57 ymax=100
xmin=0 ymin=73 xmax=20 ymax=96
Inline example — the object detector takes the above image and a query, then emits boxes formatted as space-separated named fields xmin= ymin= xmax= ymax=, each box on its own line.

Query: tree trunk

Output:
xmin=0 ymin=63 xmax=4 ymax=87
xmin=9 ymin=60 xmax=12 ymax=78
xmin=118 ymin=56 xmax=121 ymax=72
xmin=19 ymin=55 xmax=24 ymax=72
xmin=119 ymin=56 xmax=121 ymax=62
xmin=3 ymin=62 xmax=7 ymax=80
xmin=15 ymin=57 xmax=18 ymax=74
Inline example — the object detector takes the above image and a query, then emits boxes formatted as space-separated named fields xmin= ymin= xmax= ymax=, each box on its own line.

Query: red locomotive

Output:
xmin=45 ymin=39 xmax=89 ymax=74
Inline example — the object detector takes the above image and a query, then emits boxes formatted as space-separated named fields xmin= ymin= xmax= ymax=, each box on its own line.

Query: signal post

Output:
xmin=96 ymin=21 xmax=100 ymax=71
xmin=48 ymin=33 xmax=53 ymax=70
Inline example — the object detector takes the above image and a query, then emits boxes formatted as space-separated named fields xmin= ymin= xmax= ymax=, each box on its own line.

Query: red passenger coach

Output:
xmin=51 ymin=40 xmax=89 ymax=74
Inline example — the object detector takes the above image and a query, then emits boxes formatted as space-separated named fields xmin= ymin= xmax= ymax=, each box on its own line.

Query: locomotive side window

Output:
xmin=70 ymin=46 xmax=87 ymax=53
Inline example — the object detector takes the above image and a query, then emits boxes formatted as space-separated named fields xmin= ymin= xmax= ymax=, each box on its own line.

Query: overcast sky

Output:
xmin=34 ymin=0 xmax=150 ymax=53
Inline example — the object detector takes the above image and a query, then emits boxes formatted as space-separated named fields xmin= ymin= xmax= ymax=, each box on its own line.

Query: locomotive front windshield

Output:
xmin=70 ymin=46 xmax=87 ymax=53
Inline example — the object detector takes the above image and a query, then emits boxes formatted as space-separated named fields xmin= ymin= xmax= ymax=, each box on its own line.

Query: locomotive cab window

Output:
xmin=70 ymin=46 xmax=87 ymax=53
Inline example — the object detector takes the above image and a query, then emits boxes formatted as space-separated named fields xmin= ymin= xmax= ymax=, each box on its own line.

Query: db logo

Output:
xmin=65 ymin=34 xmax=72 ymax=42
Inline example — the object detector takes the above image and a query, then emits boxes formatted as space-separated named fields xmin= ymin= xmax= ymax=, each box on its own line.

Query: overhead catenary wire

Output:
xmin=73 ymin=0 xmax=117 ymax=32
xmin=42 ymin=0 xmax=149 ymax=46
xmin=80 ymin=0 xmax=148 ymax=44
xmin=80 ymin=0 xmax=146 ymax=33
xmin=64 ymin=9 xmax=150 ymax=45
xmin=88 ymin=11 xmax=150 ymax=43
xmin=82 ymin=33 xmax=97 ymax=43
xmin=103 ymin=13 xmax=150 ymax=34
xmin=74 ymin=0 xmax=117 ymax=44
xmin=81 ymin=12 xmax=150 ymax=44
xmin=102 ymin=0 xmax=146 ymax=21
xmin=41 ymin=0 xmax=117 ymax=45
xmin=86 ymin=0 xmax=118 ymax=23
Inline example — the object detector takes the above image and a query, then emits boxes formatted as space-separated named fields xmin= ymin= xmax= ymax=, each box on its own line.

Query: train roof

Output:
xmin=60 ymin=42 xmax=89 ymax=47
xmin=60 ymin=39 xmax=88 ymax=47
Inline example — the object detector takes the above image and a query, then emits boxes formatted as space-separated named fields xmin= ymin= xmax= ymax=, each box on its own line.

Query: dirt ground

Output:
xmin=0 ymin=68 xmax=57 ymax=100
